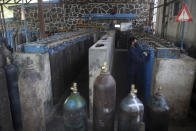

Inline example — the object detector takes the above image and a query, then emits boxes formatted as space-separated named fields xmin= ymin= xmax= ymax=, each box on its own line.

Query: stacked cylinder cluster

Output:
xmin=7 ymin=29 xmax=97 ymax=131
xmin=133 ymin=32 xmax=175 ymax=47
xmin=0 ymin=45 xmax=15 ymax=131
xmin=18 ymin=29 xmax=95 ymax=104
xmin=133 ymin=32 xmax=180 ymax=58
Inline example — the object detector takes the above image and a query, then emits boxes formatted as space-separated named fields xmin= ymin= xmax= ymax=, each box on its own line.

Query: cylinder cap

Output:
xmin=101 ymin=62 xmax=108 ymax=73
xmin=155 ymin=86 xmax=163 ymax=98
xmin=26 ymin=57 xmax=33 ymax=65
xmin=71 ymin=83 xmax=78 ymax=93
xmin=25 ymin=57 xmax=38 ymax=71
xmin=6 ymin=57 xmax=11 ymax=65
xmin=130 ymin=84 xmax=137 ymax=94
xmin=158 ymin=86 xmax=163 ymax=94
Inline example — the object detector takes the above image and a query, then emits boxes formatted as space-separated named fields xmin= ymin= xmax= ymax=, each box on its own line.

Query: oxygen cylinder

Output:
xmin=0 ymin=50 xmax=5 ymax=67
xmin=118 ymin=84 xmax=144 ymax=131
xmin=18 ymin=57 xmax=46 ymax=131
xmin=146 ymin=87 xmax=169 ymax=131
xmin=93 ymin=62 xmax=116 ymax=131
xmin=64 ymin=83 xmax=88 ymax=131
xmin=4 ymin=57 xmax=22 ymax=130
xmin=0 ymin=44 xmax=11 ymax=58
xmin=0 ymin=54 xmax=13 ymax=131
xmin=0 ymin=45 xmax=5 ymax=66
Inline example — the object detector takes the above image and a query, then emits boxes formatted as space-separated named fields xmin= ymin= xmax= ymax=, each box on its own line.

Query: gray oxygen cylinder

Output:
xmin=18 ymin=57 xmax=46 ymax=131
xmin=4 ymin=57 xmax=22 ymax=130
xmin=0 ymin=54 xmax=13 ymax=131
xmin=118 ymin=84 xmax=144 ymax=131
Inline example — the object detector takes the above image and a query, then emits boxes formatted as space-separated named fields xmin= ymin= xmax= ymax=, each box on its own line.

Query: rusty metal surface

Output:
xmin=38 ymin=0 xmax=45 ymax=39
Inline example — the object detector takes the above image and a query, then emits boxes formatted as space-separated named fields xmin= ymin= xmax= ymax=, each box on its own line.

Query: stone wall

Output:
xmin=6 ymin=0 xmax=151 ymax=33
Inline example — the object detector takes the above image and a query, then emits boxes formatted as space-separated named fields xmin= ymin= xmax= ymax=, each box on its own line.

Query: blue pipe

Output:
xmin=181 ymin=0 xmax=189 ymax=50
xmin=181 ymin=22 xmax=185 ymax=50
xmin=24 ymin=35 xmax=92 ymax=53
xmin=83 ymin=14 xmax=136 ymax=20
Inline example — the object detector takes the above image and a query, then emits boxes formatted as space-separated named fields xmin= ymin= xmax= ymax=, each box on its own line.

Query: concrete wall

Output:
xmin=89 ymin=30 xmax=115 ymax=126
xmin=156 ymin=0 xmax=196 ymax=57
xmin=5 ymin=0 xmax=151 ymax=32
xmin=151 ymin=56 xmax=196 ymax=120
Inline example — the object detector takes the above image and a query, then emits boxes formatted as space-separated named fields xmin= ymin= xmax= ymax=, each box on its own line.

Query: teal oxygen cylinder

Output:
xmin=64 ymin=83 xmax=88 ymax=131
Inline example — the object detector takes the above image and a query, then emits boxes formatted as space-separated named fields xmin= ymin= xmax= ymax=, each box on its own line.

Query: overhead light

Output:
xmin=115 ymin=24 xmax=120 ymax=28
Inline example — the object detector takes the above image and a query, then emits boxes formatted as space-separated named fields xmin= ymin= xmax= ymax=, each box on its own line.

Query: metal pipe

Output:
xmin=0 ymin=0 xmax=31 ymax=4
xmin=0 ymin=9 xmax=5 ymax=39
xmin=161 ymin=0 xmax=167 ymax=37
xmin=22 ymin=0 xmax=29 ymax=43
xmin=0 ymin=4 xmax=7 ymax=45
xmin=38 ymin=0 xmax=45 ymax=39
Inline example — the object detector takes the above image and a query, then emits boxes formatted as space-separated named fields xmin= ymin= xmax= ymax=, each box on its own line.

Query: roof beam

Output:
xmin=152 ymin=0 xmax=180 ymax=9
xmin=5 ymin=0 xmax=12 ymax=4
xmin=0 ymin=0 xmax=31 ymax=5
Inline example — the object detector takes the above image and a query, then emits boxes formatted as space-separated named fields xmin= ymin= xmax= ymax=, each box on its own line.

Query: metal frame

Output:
xmin=152 ymin=0 xmax=180 ymax=9
xmin=0 ymin=0 xmax=32 ymax=5
xmin=64 ymin=0 xmax=152 ymax=3
xmin=0 ymin=0 xmax=33 ymax=46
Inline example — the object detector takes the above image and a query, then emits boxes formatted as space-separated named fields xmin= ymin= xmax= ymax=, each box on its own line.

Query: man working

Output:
xmin=128 ymin=36 xmax=148 ymax=87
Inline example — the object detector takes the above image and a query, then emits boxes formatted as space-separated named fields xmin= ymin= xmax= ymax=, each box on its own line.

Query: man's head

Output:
xmin=130 ymin=36 xmax=137 ymax=46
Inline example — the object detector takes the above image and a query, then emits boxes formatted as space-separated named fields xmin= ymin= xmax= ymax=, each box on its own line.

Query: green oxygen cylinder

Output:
xmin=64 ymin=83 xmax=88 ymax=131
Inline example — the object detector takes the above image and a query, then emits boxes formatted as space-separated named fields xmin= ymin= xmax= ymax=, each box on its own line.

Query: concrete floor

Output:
xmin=46 ymin=49 xmax=196 ymax=131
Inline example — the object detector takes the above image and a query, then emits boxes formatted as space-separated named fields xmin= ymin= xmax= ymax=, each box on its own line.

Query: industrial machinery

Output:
xmin=118 ymin=84 xmax=144 ymax=131
xmin=93 ymin=62 xmax=116 ymax=131
xmin=64 ymin=83 xmax=88 ymax=131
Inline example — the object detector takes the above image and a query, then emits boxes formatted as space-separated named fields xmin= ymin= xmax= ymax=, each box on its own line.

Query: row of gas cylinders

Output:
xmin=1 ymin=55 xmax=55 ymax=131
xmin=0 ymin=44 xmax=23 ymax=131
xmin=1 ymin=54 xmax=56 ymax=131
xmin=0 ymin=44 xmax=169 ymax=131
xmin=0 ymin=44 xmax=48 ymax=131
xmin=64 ymin=62 xmax=170 ymax=131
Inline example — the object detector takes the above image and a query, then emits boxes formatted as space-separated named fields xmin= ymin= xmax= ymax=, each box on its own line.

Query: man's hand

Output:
xmin=143 ymin=52 xmax=148 ymax=56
